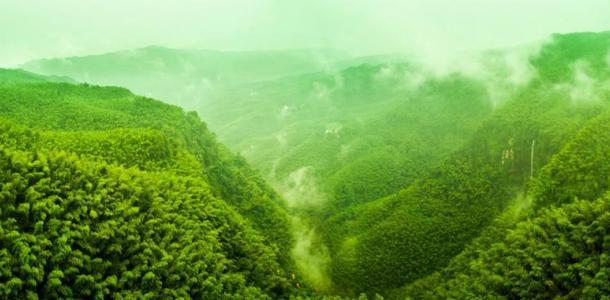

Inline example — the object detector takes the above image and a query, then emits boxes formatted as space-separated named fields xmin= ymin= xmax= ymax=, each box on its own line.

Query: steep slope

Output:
xmin=21 ymin=50 xmax=420 ymax=209
xmin=286 ymin=73 xmax=493 ymax=210
xmin=399 ymin=110 xmax=610 ymax=300
xmin=407 ymin=194 xmax=610 ymax=299
xmin=0 ymin=69 xmax=300 ymax=298
xmin=12 ymin=30 xmax=610 ymax=299
xmin=323 ymin=30 xmax=610 ymax=296
xmin=19 ymin=51 xmax=499 ymax=292
xmin=392 ymin=31 xmax=610 ymax=299
xmin=205 ymin=64 xmax=497 ymax=293
xmin=0 ymin=142 xmax=289 ymax=299
xmin=197 ymin=63 xmax=496 ymax=216
xmin=531 ymin=112 xmax=610 ymax=210
xmin=0 ymin=69 xmax=293 ymax=259
xmin=19 ymin=45 xmax=489 ymax=218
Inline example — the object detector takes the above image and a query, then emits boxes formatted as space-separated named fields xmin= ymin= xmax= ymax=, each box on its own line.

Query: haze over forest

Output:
xmin=2 ymin=1 xmax=610 ymax=299
xmin=2 ymin=0 xmax=610 ymax=67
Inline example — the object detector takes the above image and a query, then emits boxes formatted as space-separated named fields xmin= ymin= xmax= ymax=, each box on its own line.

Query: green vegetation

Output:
xmin=531 ymin=112 xmax=610 ymax=209
xmin=398 ymin=106 xmax=610 ymax=299
xmin=3 ymin=30 xmax=610 ymax=299
xmin=0 ymin=74 xmax=293 ymax=260
xmin=0 ymin=70 xmax=305 ymax=298
xmin=0 ymin=144 xmax=288 ymax=299
xmin=393 ymin=31 xmax=610 ymax=299
xmin=401 ymin=194 xmax=610 ymax=299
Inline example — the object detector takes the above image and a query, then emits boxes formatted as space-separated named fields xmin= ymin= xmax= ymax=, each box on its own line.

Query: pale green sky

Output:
xmin=1 ymin=0 xmax=610 ymax=67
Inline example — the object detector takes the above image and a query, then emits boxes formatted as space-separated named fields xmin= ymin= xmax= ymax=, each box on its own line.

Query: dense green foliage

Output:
xmin=395 ymin=193 xmax=531 ymax=299
xmin=0 ymin=70 xmax=306 ymax=298
xmin=532 ymin=112 xmax=610 ymax=209
xmin=403 ymin=195 xmax=610 ymax=299
xmin=8 ymin=30 xmax=610 ymax=299
xmin=530 ymin=31 xmax=610 ymax=83
xmin=0 ymin=73 xmax=293 ymax=261
xmin=321 ymin=30 xmax=610 ymax=296
xmin=394 ymin=31 xmax=610 ymax=299
xmin=398 ymin=106 xmax=610 ymax=299
xmin=0 ymin=145 xmax=289 ymax=299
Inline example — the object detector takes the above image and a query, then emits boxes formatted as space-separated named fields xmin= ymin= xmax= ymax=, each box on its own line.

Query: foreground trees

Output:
xmin=0 ymin=147 xmax=290 ymax=299
xmin=0 ymin=70 xmax=297 ymax=298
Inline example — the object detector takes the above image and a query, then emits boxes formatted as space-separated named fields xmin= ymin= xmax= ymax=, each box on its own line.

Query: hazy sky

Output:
xmin=1 ymin=0 xmax=610 ymax=67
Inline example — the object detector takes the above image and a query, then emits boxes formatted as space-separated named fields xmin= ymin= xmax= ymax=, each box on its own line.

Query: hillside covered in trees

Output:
xmin=3 ymin=14 xmax=610 ymax=298
xmin=0 ymin=69 xmax=311 ymax=299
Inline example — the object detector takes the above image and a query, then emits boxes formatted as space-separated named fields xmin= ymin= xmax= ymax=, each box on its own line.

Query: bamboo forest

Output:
xmin=1 ymin=1 xmax=610 ymax=299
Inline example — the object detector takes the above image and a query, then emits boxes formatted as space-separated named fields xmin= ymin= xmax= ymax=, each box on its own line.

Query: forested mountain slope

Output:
xmin=8 ymin=30 xmax=610 ymax=299
xmin=329 ymin=30 xmax=610 ymax=297
xmin=324 ymin=87 xmax=605 ymax=295
xmin=390 ymin=31 xmax=610 ymax=299
xmin=0 ymin=70 xmax=293 ymax=255
xmin=399 ymin=110 xmax=610 ymax=299
xmin=0 ymin=69 xmax=305 ymax=298
xmin=20 ymin=49 xmax=417 ymax=206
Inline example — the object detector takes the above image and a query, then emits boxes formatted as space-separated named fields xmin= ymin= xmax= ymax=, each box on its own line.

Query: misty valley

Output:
xmin=2 ymin=3 xmax=610 ymax=299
